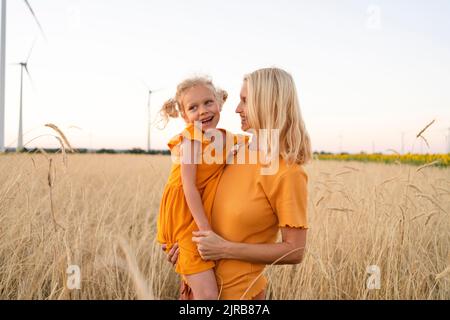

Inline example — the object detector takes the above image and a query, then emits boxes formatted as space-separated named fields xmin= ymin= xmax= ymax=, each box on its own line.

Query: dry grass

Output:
xmin=0 ymin=153 xmax=449 ymax=299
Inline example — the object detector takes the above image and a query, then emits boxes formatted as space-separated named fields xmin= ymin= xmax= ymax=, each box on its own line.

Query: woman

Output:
xmin=164 ymin=67 xmax=312 ymax=300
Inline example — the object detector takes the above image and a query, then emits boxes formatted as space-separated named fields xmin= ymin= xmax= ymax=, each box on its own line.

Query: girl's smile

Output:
xmin=182 ymin=85 xmax=221 ymax=131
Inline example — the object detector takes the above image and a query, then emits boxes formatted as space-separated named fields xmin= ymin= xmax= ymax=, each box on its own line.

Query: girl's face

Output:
xmin=181 ymin=85 xmax=221 ymax=130
xmin=236 ymin=81 xmax=250 ymax=131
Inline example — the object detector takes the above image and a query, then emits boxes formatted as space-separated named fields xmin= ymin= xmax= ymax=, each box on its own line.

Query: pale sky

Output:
xmin=3 ymin=0 xmax=450 ymax=153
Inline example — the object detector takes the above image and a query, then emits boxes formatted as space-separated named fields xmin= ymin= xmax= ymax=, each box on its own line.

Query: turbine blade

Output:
xmin=23 ymin=0 xmax=47 ymax=39
xmin=139 ymin=79 xmax=164 ymax=93
xmin=26 ymin=37 xmax=38 ymax=63
xmin=24 ymin=65 xmax=36 ymax=90
xmin=140 ymin=79 xmax=150 ymax=91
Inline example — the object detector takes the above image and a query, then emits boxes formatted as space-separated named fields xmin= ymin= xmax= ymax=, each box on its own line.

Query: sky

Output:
xmin=2 ymin=0 xmax=450 ymax=153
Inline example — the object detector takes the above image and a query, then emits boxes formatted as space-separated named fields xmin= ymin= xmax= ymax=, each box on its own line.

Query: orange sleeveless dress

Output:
xmin=156 ymin=123 xmax=244 ymax=275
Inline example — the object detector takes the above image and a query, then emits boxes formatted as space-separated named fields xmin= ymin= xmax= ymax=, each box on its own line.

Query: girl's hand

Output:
xmin=192 ymin=230 xmax=230 ymax=260
xmin=161 ymin=243 xmax=179 ymax=266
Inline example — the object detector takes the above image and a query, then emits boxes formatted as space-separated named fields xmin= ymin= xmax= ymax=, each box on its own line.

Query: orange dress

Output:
xmin=157 ymin=123 xmax=245 ymax=275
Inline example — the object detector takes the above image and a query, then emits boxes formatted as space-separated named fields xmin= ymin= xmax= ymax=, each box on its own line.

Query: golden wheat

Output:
xmin=0 ymin=153 xmax=449 ymax=299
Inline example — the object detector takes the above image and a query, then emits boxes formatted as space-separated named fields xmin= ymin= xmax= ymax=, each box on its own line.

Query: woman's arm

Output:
xmin=180 ymin=138 xmax=211 ymax=231
xmin=192 ymin=227 xmax=307 ymax=265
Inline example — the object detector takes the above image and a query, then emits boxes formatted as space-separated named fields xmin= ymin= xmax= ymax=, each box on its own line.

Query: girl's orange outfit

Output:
xmin=157 ymin=123 xmax=245 ymax=275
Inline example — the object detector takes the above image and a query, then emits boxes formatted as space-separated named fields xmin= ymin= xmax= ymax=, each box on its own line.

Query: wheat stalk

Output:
xmin=416 ymin=160 xmax=441 ymax=172
xmin=435 ymin=266 xmax=450 ymax=280
xmin=240 ymin=246 xmax=306 ymax=300
xmin=386 ymin=149 xmax=400 ymax=155
xmin=416 ymin=119 xmax=435 ymax=138
xmin=327 ymin=207 xmax=354 ymax=213
xmin=416 ymin=193 xmax=448 ymax=214
xmin=47 ymin=158 xmax=65 ymax=232
xmin=334 ymin=170 xmax=353 ymax=177
xmin=117 ymin=237 xmax=155 ymax=300
xmin=45 ymin=123 xmax=74 ymax=152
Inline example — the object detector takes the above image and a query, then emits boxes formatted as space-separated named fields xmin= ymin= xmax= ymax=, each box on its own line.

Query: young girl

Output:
xmin=157 ymin=76 xmax=240 ymax=300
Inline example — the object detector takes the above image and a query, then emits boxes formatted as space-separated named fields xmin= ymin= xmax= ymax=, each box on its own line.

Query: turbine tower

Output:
xmin=0 ymin=0 xmax=45 ymax=152
xmin=143 ymin=83 xmax=162 ymax=152
xmin=0 ymin=0 xmax=6 ymax=152
xmin=146 ymin=89 xmax=153 ymax=152
xmin=13 ymin=40 xmax=35 ymax=151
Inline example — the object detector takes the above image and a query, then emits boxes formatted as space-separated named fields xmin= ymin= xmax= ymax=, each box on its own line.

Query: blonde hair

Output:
xmin=245 ymin=68 xmax=312 ymax=165
xmin=160 ymin=76 xmax=228 ymax=123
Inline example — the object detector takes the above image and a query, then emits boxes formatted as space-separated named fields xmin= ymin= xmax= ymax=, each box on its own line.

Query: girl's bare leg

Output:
xmin=185 ymin=269 xmax=218 ymax=300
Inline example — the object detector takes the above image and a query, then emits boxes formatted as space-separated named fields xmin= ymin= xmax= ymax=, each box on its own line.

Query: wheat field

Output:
xmin=0 ymin=152 xmax=449 ymax=299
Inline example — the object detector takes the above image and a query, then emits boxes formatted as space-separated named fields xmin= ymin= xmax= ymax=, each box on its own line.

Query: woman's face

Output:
xmin=236 ymin=81 xmax=250 ymax=131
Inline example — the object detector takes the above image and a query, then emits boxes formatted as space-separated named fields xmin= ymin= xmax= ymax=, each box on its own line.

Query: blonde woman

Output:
xmin=164 ymin=67 xmax=312 ymax=300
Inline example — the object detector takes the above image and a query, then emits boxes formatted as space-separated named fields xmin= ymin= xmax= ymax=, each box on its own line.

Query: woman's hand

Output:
xmin=161 ymin=243 xmax=179 ymax=266
xmin=192 ymin=230 xmax=231 ymax=260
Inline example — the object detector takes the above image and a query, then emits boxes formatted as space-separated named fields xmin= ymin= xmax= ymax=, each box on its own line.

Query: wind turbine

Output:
xmin=12 ymin=40 xmax=35 ymax=151
xmin=0 ymin=0 xmax=45 ymax=152
xmin=142 ymin=82 xmax=163 ymax=152
xmin=0 ymin=0 xmax=5 ymax=152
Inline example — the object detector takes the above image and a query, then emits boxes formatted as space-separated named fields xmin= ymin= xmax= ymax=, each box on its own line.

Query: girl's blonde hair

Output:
xmin=245 ymin=68 xmax=312 ymax=165
xmin=160 ymin=76 xmax=228 ymax=123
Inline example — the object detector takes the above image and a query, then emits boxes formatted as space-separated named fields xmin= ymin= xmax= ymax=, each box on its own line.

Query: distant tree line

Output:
xmin=3 ymin=147 xmax=170 ymax=155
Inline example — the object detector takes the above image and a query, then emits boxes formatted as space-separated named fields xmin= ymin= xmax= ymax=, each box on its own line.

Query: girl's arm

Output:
xmin=180 ymin=138 xmax=211 ymax=231
xmin=192 ymin=227 xmax=307 ymax=265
